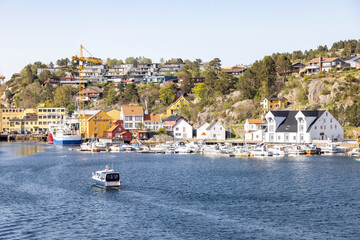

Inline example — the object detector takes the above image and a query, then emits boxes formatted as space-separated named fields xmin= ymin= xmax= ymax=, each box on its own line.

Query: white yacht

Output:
xmin=320 ymin=143 xmax=340 ymax=154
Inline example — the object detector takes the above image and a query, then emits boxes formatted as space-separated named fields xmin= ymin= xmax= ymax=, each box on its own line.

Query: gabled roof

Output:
xmin=144 ymin=113 xmax=161 ymax=122
xmin=341 ymin=56 xmax=360 ymax=61
xmin=107 ymin=124 xmax=119 ymax=132
xmin=122 ymin=106 xmax=143 ymax=116
xmin=86 ymin=110 xmax=102 ymax=122
xmin=164 ymin=115 xmax=183 ymax=122
xmin=166 ymin=96 xmax=190 ymax=110
xmin=206 ymin=121 xmax=224 ymax=130
xmin=274 ymin=111 xmax=298 ymax=132
xmin=197 ymin=122 xmax=210 ymax=130
xmin=173 ymin=118 xmax=192 ymax=129
xmin=269 ymin=110 xmax=326 ymax=133
xmin=247 ymin=119 xmax=263 ymax=124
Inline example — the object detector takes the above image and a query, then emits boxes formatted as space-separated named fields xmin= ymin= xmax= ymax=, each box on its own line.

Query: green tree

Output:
xmin=192 ymin=83 xmax=206 ymax=100
xmin=215 ymin=72 xmax=237 ymax=95
xmin=123 ymin=84 xmax=139 ymax=103
xmin=277 ymin=55 xmax=292 ymax=83
xmin=53 ymin=85 xmax=72 ymax=107
xmin=180 ymin=65 xmax=192 ymax=94
xmin=104 ymin=86 xmax=119 ymax=105
xmin=159 ymin=83 xmax=177 ymax=105
xmin=66 ymin=103 xmax=76 ymax=117
xmin=125 ymin=57 xmax=139 ymax=67
xmin=38 ymin=70 xmax=51 ymax=84
xmin=139 ymin=57 xmax=152 ymax=64
xmin=259 ymin=56 xmax=276 ymax=97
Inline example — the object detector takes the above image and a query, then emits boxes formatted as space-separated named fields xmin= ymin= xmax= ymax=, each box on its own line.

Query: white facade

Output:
xmin=206 ymin=122 xmax=226 ymax=140
xmin=265 ymin=110 xmax=344 ymax=144
xmin=196 ymin=122 xmax=226 ymax=140
xmin=196 ymin=123 xmax=210 ymax=140
xmin=144 ymin=121 xmax=164 ymax=131
xmin=120 ymin=107 xmax=144 ymax=131
xmin=173 ymin=119 xmax=193 ymax=140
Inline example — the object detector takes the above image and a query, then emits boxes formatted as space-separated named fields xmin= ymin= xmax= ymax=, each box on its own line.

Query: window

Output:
xmin=315 ymin=126 xmax=317 ymax=130
xmin=95 ymin=127 xmax=97 ymax=131
xmin=100 ymin=116 xmax=103 ymax=120
xmin=135 ymin=116 xmax=142 ymax=121
xmin=94 ymin=121 xmax=97 ymax=125
xmin=176 ymin=128 xmax=179 ymax=131
xmin=335 ymin=125 xmax=337 ymax=129
xmin=278 ymin=135 xmax=281 ymax=140
xmin=293 ymin=136 xmax=296 ymax=140
xmin=330 ymin=118 xmax=332 ymax=123
xmin=213 ymin=134 xmax=216 ymax=138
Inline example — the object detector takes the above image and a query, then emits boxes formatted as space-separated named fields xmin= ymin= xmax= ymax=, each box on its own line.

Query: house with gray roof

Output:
xmin=196 ymin=121 xmax=226 ymax=140
xmin=265 ymin=110 xmax=343 ymax=143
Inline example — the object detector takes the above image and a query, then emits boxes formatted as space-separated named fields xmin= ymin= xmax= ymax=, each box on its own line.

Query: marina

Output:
xmin=1 ymin=142 xmax=360 ymax=239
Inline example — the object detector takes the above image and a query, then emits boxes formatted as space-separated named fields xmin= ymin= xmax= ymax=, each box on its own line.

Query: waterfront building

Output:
xmin=105 ymin=120 xmax=132 ymax=142
xmin=196 ymin=122 xmax=226 ymax=140
xmin=173 ymin=118 xmax=193 ymax=140
xmin=1 ymin=107 xmax=26 ymax=132
xmin=143 ymin=113 xmax=163 ymax=131
xmin=2 ymin=107 xmax=65 ymax=133
xmin=260 ymin=96 xmax=287 ymax=112
xmin=264 ymin=110 xmax=344 ymax=144
xmin=79 ymin=110 xmax=113 ymax=138
xmin=163 ymin=115 xmax=185 ymax=131
xmin=120 ymin=105 xmax=144 ymax=132
xmin=244 ymin=119 xmax=265 ymax=141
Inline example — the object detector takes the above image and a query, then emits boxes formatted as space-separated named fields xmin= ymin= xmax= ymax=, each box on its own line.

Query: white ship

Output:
xmin=48 ymin=122 xmax=81 ymax=145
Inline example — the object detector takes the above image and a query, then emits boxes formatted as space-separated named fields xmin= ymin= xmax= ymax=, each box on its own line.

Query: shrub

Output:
xmin=158 ymin=128 xmax=167 ymax=135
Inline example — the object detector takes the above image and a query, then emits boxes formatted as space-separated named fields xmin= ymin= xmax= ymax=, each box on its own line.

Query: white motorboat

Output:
xmin=286 ymin=145 xmax=305 ymax=155
xmin=348 ymin=148 xmax=360 ymax=156
xmin=201 ymin=144 xmax=234 ymax=157
xmin=92 ymin=165 xmax=120 ymax=188
xmin=249 ymin=144 xmax=273 ymax=157
xmin=320 ymin=143 xmax=340 ymax=154
xmin=174 ymin=142 xmax=192 ymax=154
xmin=233 ymin=147 xmax=251 ymax=157
xmin=268 ymin=145 xmax=289 ymax=156
xmin=110 ymin=144 xmax=121 ymax=152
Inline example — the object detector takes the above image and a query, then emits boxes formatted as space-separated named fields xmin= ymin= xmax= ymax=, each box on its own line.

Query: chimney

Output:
xmin=319 ymin=56 xmax=322 ymax=72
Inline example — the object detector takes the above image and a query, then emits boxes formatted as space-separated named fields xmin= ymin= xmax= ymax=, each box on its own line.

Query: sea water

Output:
xmin=0 ymin=142 xmax=359 ymax=239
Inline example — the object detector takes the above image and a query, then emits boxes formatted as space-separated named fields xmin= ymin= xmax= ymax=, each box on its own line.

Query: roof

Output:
xmin=122 ymin=106 xmax=143 ymax=116
xmin=86 ymin=110 xmax=102 ymax=122
xmin=137 ymin=130 xmax=148 ymax=133
xmin=342 ymin=56 xmax=360 ymax=61
xmin=274 ymin=111 xmax=298 ymax=132
xmin=269 ymin=110 xmax=326 ymax=133
xmin=308 ymin=58 xmax=337 ymax=63
xmin=206 ymin=121 xmax=224 ymax=130
xmin=106 ymin=124 xmax=119 ymax=132
xmin=247 ymin=119 xmax=263 ymax=124
xmin=143 ymin=113 xmax=161 ymax=122
xmin=173 ymin=118 xmax=191 ymax=129
xmin=164 ymin=115 xmax=183 ymax=122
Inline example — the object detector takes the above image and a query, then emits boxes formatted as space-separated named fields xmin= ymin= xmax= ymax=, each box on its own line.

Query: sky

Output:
xmin=0 ymin=0 xmax=359 ymax=81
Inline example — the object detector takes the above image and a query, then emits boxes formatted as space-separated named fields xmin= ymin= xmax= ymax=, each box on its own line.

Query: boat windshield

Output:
xmin=106 ymin=173 xmax=120 ymax=182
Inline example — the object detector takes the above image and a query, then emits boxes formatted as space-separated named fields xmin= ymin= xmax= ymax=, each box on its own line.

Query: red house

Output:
xmin=137 ymin=130 xmax=149 ymax=140
xmin=105 ymin=120 xmax=132 ymax=142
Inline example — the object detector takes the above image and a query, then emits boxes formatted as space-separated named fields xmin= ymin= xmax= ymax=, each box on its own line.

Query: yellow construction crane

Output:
xmin=72 ymin=45 xmax=102 ymax=136
xmin=0 ymin=75 xmax=5 ymax=133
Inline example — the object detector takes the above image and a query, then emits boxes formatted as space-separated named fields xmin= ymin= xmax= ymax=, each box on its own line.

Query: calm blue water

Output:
xmin=1 ymin=142 xmax=360 ymax=239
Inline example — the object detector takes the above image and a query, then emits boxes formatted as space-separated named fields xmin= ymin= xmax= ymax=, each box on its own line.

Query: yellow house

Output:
xmin=79 ymin=110 xmax=113 ymax=138
xmin=106 ymin=109 xmax=121 ymax=121
xmin=261 ymin=97 xmax=287 ymax=112
xmin=161 ymin=96 xmax=192 ymax=119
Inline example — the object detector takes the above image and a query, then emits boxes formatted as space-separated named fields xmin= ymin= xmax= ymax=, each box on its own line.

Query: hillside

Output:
xmin=1 ymin=39 xmax=360 ymax=133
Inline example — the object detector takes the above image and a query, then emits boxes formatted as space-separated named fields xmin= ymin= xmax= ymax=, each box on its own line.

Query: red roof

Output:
xmin=308 ymin=58 xmax=337 ymax=63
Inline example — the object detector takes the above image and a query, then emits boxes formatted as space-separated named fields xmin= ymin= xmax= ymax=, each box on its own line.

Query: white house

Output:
xmin=342 ymin=55 xmax=360 ymax=68
xmin=265 ymin=110 xmax=343 ymax=144
xmin=143 ymin=113 xmax=163 ymax=131
xmin=120 ymin=106 xmax=144 ymax=131
xmin=196 ymin=122 xmax=210 ymax=140
xmin=196 ymin=122 xmax=226 ymax=140
xmin=244 ymin=119 xmax=265 ymax=141
xmin=173 ymin=119 xmax=193 ymax=140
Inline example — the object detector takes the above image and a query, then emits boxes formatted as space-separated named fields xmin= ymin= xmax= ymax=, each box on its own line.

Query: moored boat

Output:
xmin=48 ymin=123 xmax=81 ymax=145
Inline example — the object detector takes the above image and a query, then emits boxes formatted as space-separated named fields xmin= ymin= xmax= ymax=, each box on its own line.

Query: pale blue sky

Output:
xmin=0 ymin=0 xmax=359 ymax=80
